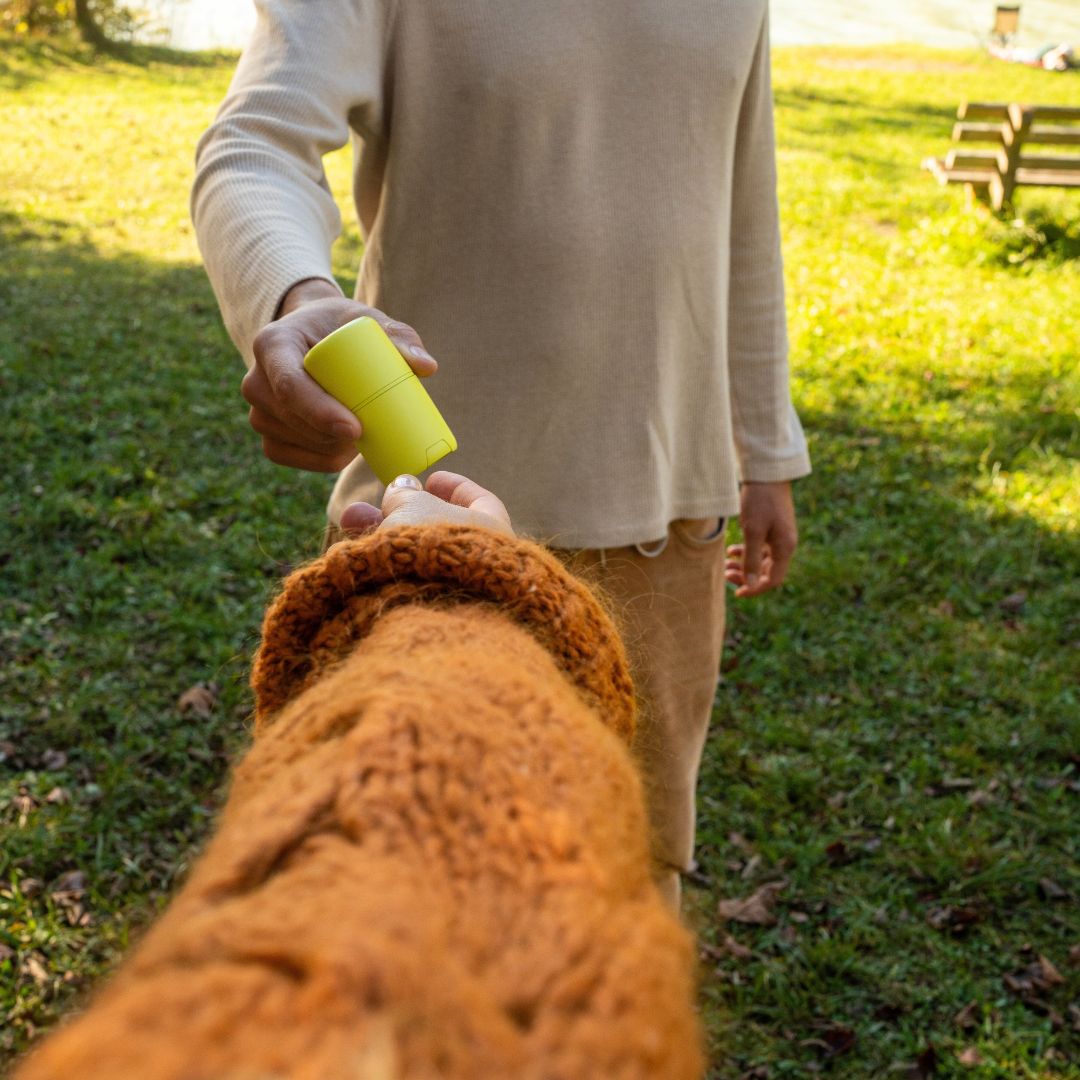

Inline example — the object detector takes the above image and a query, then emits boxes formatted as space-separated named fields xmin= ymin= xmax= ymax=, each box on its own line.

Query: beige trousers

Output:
xmin=562 ymin=518 xmax=727 ymax=908
xmin=326 ymin=517 xmax=727 ymax=909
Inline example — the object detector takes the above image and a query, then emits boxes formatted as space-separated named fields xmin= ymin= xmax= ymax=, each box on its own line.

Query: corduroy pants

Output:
xmin=563 ymin=518 xmax=727 ymax=909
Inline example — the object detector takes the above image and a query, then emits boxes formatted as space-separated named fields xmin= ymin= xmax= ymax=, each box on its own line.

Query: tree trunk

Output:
xmin=74 ymin=0 xmax=110 ymax=48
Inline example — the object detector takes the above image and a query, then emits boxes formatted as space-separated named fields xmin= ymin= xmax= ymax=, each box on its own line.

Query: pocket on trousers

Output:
xmin=671 ymin=517 xmax=726 ymax=550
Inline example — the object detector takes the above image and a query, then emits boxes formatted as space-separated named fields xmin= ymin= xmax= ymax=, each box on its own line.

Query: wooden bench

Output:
xmin=923 ymin=102 xmax=1080 ymax=210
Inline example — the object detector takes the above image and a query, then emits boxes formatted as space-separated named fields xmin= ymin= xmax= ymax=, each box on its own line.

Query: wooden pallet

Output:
xmin=923 ymin=102 xmax=1080 ymax=209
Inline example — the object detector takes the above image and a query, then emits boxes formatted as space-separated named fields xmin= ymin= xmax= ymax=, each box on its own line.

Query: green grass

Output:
xmin=1 ymin=35 xmax=1078 ymax=1079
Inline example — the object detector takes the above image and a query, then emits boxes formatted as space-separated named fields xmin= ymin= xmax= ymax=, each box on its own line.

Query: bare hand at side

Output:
xmin=725 ymin=480 xmax=798 ymax=597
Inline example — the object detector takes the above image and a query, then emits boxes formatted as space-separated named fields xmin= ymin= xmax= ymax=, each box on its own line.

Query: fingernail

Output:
xmin=407 ymin=344 xmax=436 ymax=365
xmin=388 ymin=474 xmax=422 ymax=491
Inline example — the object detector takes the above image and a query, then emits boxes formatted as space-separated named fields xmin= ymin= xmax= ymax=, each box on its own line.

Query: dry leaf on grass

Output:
xmin=21 ymin=955 xmax=49 ymax=985
xmin=700 ymin=934 xmax=755 ymax=964
xmin=177 ymin=682 xmax=220 ymax=717
xmin=1037 ymin=955 xmax=1065 ymax=986
xmin=40 ymin=748 xmax=67 ymax=771
xmin=1037 ymin=878 xmax=1067 ymax=901
xmin=999 ymin=590 xmax=1027 ymax=613
xmin=957 ymin=1046 xmax=983 ymax=1067
xmin=717 ymin=880 xmax=787 ymax=926
xmin=953 ymin=1001 xmax=980 ymax=1030
xmin=926 ymin=904 xmax=981 ymax=936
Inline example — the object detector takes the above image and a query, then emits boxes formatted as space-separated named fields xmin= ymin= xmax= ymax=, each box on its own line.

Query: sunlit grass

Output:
xmin=1 ymin=35 xmax=1077 ymax=1079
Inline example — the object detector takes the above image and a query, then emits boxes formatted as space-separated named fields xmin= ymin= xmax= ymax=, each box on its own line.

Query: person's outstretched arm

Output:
xmin=17 ymin=476 xmax=703 ymax=1080
xmin=192 ymin=0 xmax=438 ymax=473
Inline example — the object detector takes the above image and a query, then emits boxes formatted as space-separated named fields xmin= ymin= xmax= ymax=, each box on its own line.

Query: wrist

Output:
xmin=276 ymin=277 xmax=343 ymax=319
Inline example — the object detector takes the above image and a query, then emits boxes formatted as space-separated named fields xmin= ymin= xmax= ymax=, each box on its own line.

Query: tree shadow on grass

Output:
xmin=1 ymin=206 xmax=332 ymax=1061
xmin=986 ymin=207 xmax=1080 ymax=267
xmin=0 ymin=33 xmax=235 ymax=90
xmin=697 ymin=389 xmax=1078 ymax=1072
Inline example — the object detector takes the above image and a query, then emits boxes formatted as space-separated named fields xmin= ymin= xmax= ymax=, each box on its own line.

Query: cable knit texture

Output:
xmin=17 ymin=524 xmax=703 ymax=1079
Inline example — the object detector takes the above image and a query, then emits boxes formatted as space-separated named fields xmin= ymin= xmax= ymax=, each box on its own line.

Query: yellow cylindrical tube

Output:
xmin=303 ymin=317 xmax=457 ymax=484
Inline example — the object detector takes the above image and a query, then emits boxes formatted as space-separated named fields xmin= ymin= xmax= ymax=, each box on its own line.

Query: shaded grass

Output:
xmin=0 ymin=35 xmax=1077 ymax=1079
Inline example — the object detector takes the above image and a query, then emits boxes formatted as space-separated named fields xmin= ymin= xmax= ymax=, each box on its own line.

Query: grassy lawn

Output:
xmin=1 ymin=35 xmax=1077 ymax=1079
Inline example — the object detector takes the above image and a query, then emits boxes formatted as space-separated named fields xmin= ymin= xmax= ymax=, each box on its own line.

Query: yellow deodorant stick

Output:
xmin=303 ymin=316 xmax=457 ymax=485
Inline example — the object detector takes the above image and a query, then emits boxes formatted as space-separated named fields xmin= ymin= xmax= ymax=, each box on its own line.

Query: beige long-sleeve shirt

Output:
xmin=192 ymin=0 xmax=810 ymax=549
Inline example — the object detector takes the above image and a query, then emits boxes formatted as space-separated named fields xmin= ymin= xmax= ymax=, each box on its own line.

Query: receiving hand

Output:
xmin=339 ymin=471 xmax=514 ymax=537
xmin=243 ymin=278 xmax=438 ymax=472
xmin=724 ymin=480 xmax=798 ymax=597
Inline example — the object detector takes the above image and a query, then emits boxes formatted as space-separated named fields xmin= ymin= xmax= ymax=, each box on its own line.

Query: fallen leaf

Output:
xmin=820 ymin=1024 xmax=856 ymax=1055
xmin=21 ymin=955 xmax=49 ymax=985
xmin=1037 ymin=878 xmax=1067 ymax=901
xmin=51 ymin=870 xmax=87 ymax=897
xmin=44 ymin=787 xmax=69 ymax=805
xmin=789 ymin=910 xmax=810 ymax=924
xmin=999 ymin=590 xmax=1027 ymax=613
xmin=926 ymin=905 xmax=981 ymax=936
xmin=722 ymin=934 xmax=754 ymax=961
xmin=1038 ymin=955 xmax=1064 ymax=987
xmin=699 ymin=934 xmax=754 ymax=964
xmin=178 ymin=682 xmax=219 ymax=717
xmin=825 ymin=840 xmax=851 ymax=866
xmin=953 ymin=1001 xmax=980 ymax=1030
xmin=740 ymin=854 xmax=763 ymax=880
xmin=19 ymin=878 xmax=42 ymax=898
xmin=957 ymin=1046 xmax=983 ymax=1067
xmin=40 ymin=748 xmax=67 ymax=771
xmin=717 ymin=880 xmax=787 ymax=926
xmin=727 ymin=831 xmax=755 ymax=855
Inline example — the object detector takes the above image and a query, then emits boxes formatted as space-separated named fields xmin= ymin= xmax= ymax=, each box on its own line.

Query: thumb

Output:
xmin=380 ymin=474 xmax=425 ymax=519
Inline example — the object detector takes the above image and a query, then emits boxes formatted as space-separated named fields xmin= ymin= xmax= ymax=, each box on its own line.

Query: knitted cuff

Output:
xmin=251 ymin=524 xmax=636 ymax=739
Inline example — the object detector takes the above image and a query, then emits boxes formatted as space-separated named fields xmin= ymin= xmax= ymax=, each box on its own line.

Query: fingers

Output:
xmin=740 ymin=526 xmax=765 ymax=595
xmin=425 ymin=471 xmax=511 ymax=527
xmin=245 ymin=297 xmax=437 ymax=473
xmin=250 ymin=323 xmax=362 ymax=440
xmin=378 ymin=473 xmax=514 ymax=535
xmin=378 ymin=319 xmax=438 ymax=377
xmin=380 ymin=474 xmax=426 ymax=519
xmin=339 ymin=501 xmax=383 ymax=534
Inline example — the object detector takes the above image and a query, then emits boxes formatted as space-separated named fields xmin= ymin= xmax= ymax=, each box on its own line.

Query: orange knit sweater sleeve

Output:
xmin=17 ymin=524 xmax=703 ymax=1080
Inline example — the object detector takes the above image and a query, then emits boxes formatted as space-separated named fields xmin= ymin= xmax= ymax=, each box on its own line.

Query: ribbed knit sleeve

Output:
xmin=15 ymin=523 xmax=702 ymax=1079
xmin=191 ymin=0 xmax=387 ymax=365
xmin=727 ymin=9 xmax=812 ymax=484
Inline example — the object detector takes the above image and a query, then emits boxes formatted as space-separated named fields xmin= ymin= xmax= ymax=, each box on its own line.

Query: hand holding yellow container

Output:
xmin=303 ymin=317 xmax=457 ymax=485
